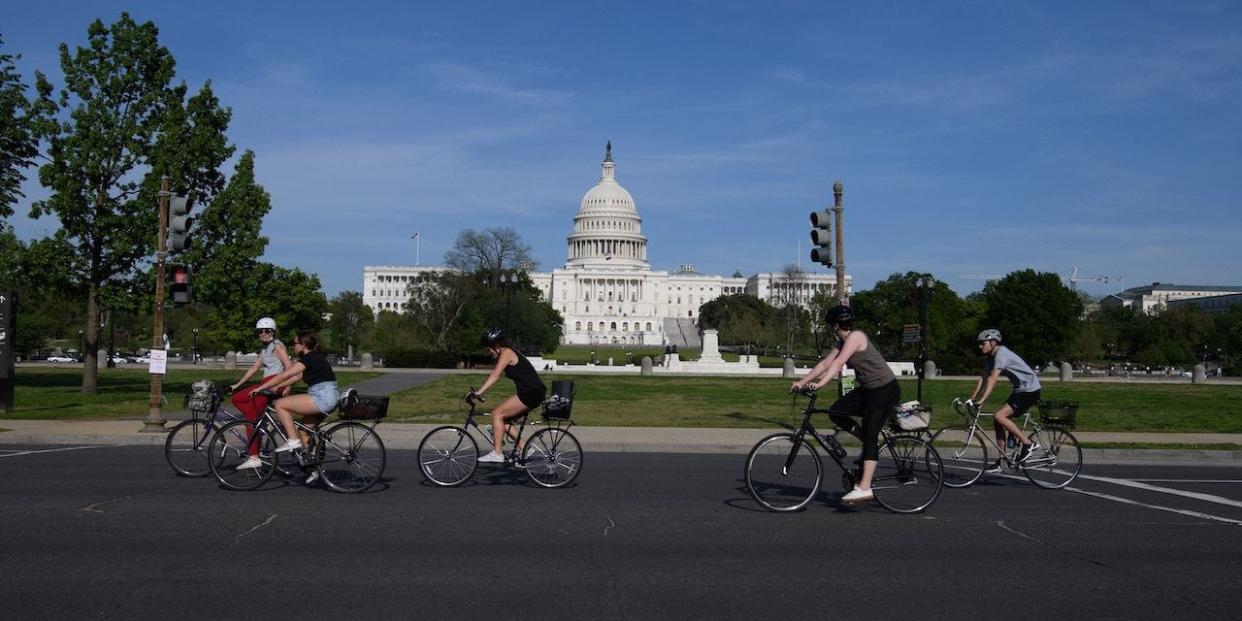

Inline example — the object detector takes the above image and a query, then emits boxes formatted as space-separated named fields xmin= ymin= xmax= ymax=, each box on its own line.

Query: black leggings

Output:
xmin=827 ymin=380 xmax=901 ymax=461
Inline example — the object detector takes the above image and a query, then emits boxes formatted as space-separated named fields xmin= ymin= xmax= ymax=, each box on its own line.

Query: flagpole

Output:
xmin=411 ymin=232 xmax=420 ymax=266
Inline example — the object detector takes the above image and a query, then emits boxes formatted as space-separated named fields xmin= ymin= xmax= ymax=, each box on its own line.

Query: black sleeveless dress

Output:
xmin=504 ymin=351 xmax=547 ymax=409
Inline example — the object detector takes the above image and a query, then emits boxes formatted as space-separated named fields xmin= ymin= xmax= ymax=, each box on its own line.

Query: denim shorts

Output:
xmin=308 ymin=381 xmax=339 ymax=414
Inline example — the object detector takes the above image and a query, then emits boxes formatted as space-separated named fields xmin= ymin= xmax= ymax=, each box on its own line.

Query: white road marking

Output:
xmin=1130 ymin=479 xmax=1242 ymax=484
xmin=1067 ymin=487 xmax=1242 ymax=526
xmin=0 ymin=446 xmax=102 ymax=459
xmin=1076 ymin=473 xmax=1242 ymax=509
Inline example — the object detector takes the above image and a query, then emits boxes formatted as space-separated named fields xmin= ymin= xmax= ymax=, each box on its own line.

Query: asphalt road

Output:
xmin=2 ymin=445 xmax=1241 ymax=621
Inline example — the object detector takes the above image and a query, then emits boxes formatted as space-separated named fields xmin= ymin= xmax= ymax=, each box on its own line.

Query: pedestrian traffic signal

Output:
xmin=809 ymin=209 xmax=833 ymax=267
xmin=167 ymin=195 xmax=193 ymax=253
xmin=169 ymin=264 xmax=192 ymax=306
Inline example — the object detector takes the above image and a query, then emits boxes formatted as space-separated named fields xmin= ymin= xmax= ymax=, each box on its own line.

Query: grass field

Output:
xmin=0 ymin=368 xmax=381 ymax=420
xmin=387 ymin=373 xmax=1242 ymax=433
xmin=4 ymin=368 xmax=1242 ymax=433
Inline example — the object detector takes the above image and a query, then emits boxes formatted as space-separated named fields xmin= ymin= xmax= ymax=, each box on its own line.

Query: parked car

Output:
xmin=46 ymin=355 xmax=78 ymax=363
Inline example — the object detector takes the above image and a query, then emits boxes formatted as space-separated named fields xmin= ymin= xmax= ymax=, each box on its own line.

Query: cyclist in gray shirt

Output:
xmin=968 ymin=329 xmax=1042 ymax=471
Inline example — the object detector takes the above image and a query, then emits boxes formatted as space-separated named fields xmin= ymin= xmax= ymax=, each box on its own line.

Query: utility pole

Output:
xmin=141 ymin=176 xmax=170 ymax=432
xmin=833 ymin=181 xmax=846 ymax=301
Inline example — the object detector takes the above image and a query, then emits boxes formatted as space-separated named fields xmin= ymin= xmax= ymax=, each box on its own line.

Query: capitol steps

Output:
xmin=662 ymin=317 xmax=701 ymax=349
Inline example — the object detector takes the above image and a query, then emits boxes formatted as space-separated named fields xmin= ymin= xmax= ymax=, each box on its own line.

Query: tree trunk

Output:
xmin=82 ymin=283 xmax=99 ymax=395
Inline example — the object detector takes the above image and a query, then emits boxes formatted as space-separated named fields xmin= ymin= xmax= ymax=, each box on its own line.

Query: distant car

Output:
xmin=47 ymin=355 xmax=78 ymax=363
xmin=133 ymin=355 xmax=153 ymax=364
xmin=108 ymin=355 xmax=129 ymax=364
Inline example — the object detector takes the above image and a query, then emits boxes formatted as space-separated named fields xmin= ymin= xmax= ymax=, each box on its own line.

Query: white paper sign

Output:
xmin=148 ymin=349 xmax=168 ymax=375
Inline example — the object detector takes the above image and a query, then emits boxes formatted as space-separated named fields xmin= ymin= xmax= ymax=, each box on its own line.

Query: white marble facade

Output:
xmin=363 ymin=144 xmax=851 ymax=345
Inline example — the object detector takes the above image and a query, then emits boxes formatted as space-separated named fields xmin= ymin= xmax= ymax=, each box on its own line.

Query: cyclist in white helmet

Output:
xmin=229 ymin=317 xmax=292 ymax=470
xmin=968 ymin=329 xmax=1042 ymax=471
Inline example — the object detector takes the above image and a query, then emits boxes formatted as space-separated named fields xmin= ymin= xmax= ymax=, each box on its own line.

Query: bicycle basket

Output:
xmin=338 ymin=392 xmax=388 ymax=420
xmin=185 ymin=379 xmax=217 ymax=412
xmin=542 ymin=380 xmax=575 ymax=420
xmin=892 ymin=401 xmax=932 ymax=431
xmin=1037 ymin=400 xmax=1078 ymax=427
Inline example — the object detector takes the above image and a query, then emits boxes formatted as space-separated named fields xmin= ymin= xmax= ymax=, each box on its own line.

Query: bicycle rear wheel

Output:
xmin=872 ymin=434 xmax=943 ymax=514
xmin=164 ymin=419 xmax=216 ymax=477
xmin=522 ymin=427 xmax=583 ymax=488
xmin=208 ymin=420 xmax=277 ymax=491
xmin=1021 ymin=428 xmax=1082 ymax=489
xmin=318 ymin=421 xmax=387 ymax=493
xmin=744 ymin=433 xmax=823 ymax=512
xmin=418 ymin=426 xmax=478 ymax=487
xmin=928 ymin=425 xmax=988 ymax=488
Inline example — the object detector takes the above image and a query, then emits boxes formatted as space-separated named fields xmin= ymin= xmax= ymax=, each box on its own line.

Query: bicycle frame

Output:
xmin=187 ymin=391 xmax=244 ymax=448
xmin=950 ymin=399 xmax=1055 ymax=467
xmin=784 ymin=391 xmax=909 ymax=476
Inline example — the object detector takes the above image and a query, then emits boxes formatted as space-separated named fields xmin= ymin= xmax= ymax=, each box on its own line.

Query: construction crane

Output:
xmin=1067 ymin=267 xmax=1121 ymax=291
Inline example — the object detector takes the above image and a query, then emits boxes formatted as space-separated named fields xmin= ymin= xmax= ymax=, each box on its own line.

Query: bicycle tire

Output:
xmin=1021 ymin=427 xmax=1082 ymax=489
xmin=317 ymin=421 xmax=386 ymax=493
xmin=418 ymin=426 xmax=478 ymax=487
xmin=928 ymin=425 xmax=988 ymax=488
xmin=871 ymin=434 xmax=943 ymax=514
xmin=522 ymin=427 xmax=583 ymax=488
xmin=744 ymin=432 xmax=823 ymax=512
xmin=164 ymin=419 xmax=216 ymax=477
xmin=208 ymin=420 xmax=277 ymax=491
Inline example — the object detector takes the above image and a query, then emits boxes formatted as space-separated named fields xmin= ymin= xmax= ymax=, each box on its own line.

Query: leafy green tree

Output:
xmin=1 ymin=36 xmax=39 ymax=218
xmin=698 ymin=293 xmax=773 ymax=349
xmin=325 ymin=290 xmax=375 ymax=356
xmin=978 ymin=269 xmax=1083 ymax=368
xmin=405 ymin=271 xmax=475 ymax=350
xmin=850 ymin=272 xmax=979 ymax=373
xmin=29 ymin=14 xmax=233 ymax=393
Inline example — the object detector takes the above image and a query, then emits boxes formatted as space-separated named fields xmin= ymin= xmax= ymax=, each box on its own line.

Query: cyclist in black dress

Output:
xmin=469 ymin=328 xmax=547 ymax=463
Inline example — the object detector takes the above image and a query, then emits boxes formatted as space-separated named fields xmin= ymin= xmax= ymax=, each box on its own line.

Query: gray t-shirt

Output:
xmin=984 ymin=345 xmax=1041 ymax=393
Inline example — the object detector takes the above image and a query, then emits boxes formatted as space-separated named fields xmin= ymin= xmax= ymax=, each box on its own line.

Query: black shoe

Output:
xmin=1019 ymin=441 xmax=1042 ymax=464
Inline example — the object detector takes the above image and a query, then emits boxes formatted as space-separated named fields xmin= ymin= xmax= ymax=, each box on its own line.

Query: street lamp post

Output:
xmin=192 ymin=328 xmax=199 ymax=364
xmin=77 ymin=329 xmax=83 ymax=358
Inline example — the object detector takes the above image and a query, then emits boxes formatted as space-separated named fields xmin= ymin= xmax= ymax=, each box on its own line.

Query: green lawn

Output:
xmin=5 ymin=368 xmax=1242 ymax=433
xmin=0 ymin=367 xmax=381 ymax=420
xmin=386 ymin=374 xmax=1242 ymax=433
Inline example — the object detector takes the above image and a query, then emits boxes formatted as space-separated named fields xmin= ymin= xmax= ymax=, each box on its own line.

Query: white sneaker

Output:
xmin=478 ymin=451 xmax=504 ymax=463
xmin=841 ymin=486 xmax=875 ymax=504
xmin=304 ymin=470 xmax=320 ymax=486
xmin=1018 ymin=441 xmax=1042 ymax=464
xmin=235 ymin=455 xmax=263 ymax=470
xmin=275 ymin=439 xmax=303 ymax=453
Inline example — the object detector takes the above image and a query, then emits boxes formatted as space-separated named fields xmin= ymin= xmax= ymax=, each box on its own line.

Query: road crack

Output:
xmin=229 ymin=513 xmax=279 ymax=548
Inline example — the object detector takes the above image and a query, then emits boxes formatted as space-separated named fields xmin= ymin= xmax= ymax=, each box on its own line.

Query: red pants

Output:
xmin=231 ymin=383 xmax=271 ymax=456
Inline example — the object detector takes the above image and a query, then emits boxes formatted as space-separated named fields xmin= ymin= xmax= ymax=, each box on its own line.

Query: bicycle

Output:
xmin=206 ymin=389 xmax=387 ymax=493
xmin=744 ymin=387 xmax=944 ymax=514
xmin=928 ymin=398 xmax=1082 ymax=489
xmin=164 ymin=382 xmax=244 ymax=477
xmin=417 ymin=388 xmax=582 ymax=489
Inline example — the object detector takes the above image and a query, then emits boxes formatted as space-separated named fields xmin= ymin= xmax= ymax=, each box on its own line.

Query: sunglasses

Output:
xmin=256 ymin=328 xmax=274 ymax=334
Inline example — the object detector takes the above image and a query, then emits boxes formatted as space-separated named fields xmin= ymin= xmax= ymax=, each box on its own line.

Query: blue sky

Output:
xmin=4 ymin=1 xmax=1240 ymax=298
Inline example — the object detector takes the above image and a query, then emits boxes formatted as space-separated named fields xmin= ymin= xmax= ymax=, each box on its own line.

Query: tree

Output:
xmin=444 ymin=227 xmax=537 ymax=284
xmin=1 ymin=36 xmax=39 ymax=218
xmin=326 ymin=291 xmax=375 ymax=356
xmin=29 ymin=14 xmax=233 ymax=393
xmin=405 ymin=270 xmax=475 ymax=350
xmin=978 ymin=269 xmax=1083 ymax=368
xmin=849 ymin=272 xmax=980 ymax=373
xmin=770 ymin=264 xmax=809 ymax=352
xmin=699 ymin=293 xmax=773 ymax=350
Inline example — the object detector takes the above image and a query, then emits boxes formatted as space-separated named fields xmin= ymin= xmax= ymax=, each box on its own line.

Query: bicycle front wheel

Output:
xmin=872 ymin=434 xmax=943 ymax=514
xmin=418 ymin=426 xmax=478 ymax=487
xmin=318 ymin=422 xmax=387 ymax=493
xmin=744 ymin=433 xmax=823 ymax=512
xmin=1022 ymin=427 xmax=1082 ymax=489
xmin=165 ymin=419 xmax=216 ymax=477
xmin=523 ymin=427 xmax=583 ymax=488
xmin=928 ymin=425 xmax=988 ymax=488
xmin=208 ymin=420 xmax=277 ymax=491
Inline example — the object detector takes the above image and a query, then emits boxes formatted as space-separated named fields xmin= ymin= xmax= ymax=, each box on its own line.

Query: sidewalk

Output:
xmin=1 ymin=418 xmax=1239 ymax=465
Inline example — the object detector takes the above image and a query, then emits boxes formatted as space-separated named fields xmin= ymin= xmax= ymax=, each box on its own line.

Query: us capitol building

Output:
xmin=363 ymin=144 xmax=851 ymax=346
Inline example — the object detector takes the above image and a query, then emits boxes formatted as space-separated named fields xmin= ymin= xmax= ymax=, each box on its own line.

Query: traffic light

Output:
xmin=169 ymin=264 xmax=192 ymax=306
xmin=167 ymin=194 xmax=193 ymax=253
xmin=809 ymin=209 xmax=833 ymax=267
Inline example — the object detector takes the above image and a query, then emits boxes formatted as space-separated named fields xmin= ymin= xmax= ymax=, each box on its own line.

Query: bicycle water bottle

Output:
xmin=1006 ymin=434 xmax=1016 ymax=450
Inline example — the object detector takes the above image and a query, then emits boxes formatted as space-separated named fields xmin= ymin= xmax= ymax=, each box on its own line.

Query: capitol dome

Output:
xmin=565 ymin=142 xmax=650 ymax=270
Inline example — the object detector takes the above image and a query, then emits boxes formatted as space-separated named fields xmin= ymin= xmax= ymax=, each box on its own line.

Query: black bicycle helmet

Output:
xmin=481 ymin=327 xmax=506 ymax=347
xmin=824 ymin=305 xmax=855 ymax=327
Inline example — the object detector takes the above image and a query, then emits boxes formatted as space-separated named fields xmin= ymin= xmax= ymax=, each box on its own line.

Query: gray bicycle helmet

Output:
xmin=977 ymin=328 xmax=1002 ymax=343
xmin=824 ymin=305 xmax=855 ymax=327
xmin=481 ymin=327 xmax=506 ymax=347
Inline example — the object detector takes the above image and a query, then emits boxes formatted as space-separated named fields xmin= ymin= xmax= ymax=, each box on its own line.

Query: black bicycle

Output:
xmin=417 ymin=388 xmax=582 ymax=488
xmin=206 ymin=389 xmax=387 ymax=493
xmin=744 ymin=387 xmax=944 ymax=514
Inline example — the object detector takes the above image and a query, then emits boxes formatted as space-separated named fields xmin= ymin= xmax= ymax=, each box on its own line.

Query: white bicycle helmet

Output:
xmin=255 ymin=317 xmax=277 ymax=331
xmin=977 ymin=328 xmax=1002 ymax=343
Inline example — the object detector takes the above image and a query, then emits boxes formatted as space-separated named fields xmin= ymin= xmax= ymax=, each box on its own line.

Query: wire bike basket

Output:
xmin=542 ymin=380 xmax=575 ymax=420
xmin=336 ymin=389 xmax=389 ymax=420
xmin=1037 ymin=400 xmax=1078 ymax=428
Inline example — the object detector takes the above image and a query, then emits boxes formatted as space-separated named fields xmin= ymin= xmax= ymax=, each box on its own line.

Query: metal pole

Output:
xmin=141 ymin=176 xmax=170 ymax=432
xmin=833 ymin=181 xmax=845 ymax=301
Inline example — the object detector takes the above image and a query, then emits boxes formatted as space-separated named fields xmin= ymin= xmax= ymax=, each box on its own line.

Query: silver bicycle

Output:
xmin=929 ymin=398 xmax=1082 ymax=489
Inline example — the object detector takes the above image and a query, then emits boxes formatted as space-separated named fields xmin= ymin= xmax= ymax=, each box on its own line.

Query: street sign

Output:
xmin=902 ymin=324 xmax=922 ymax=344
